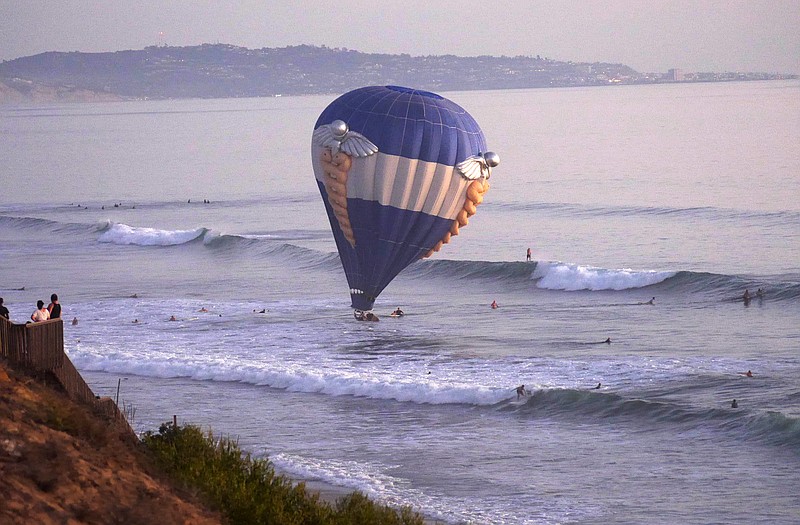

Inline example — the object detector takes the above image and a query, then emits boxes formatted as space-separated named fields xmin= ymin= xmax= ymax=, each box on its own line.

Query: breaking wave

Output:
xmin=97 ymin=222 xmax=208 ymax=246
xmin=532 ymin=262 xmax=676 ymax=291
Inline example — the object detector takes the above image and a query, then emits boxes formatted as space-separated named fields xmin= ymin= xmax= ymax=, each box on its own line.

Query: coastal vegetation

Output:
xmin=142 ymin=421 xmax=425 ymax=525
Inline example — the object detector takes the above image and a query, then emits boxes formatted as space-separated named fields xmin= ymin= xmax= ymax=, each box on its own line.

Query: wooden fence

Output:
xmin=0 ymin=317 xmax=132 ymax=429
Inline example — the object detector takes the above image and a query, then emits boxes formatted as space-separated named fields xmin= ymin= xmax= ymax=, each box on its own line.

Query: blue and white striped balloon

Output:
xmin=312 ymin=85 xmax=498 ymax=312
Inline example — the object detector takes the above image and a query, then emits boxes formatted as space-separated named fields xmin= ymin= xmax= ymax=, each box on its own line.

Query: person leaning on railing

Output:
xmin=30 ymin=300 xmax=50 ymax=323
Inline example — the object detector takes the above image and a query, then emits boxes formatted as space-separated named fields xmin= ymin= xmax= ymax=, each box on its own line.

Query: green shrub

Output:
xmin=142 ymin=422 xmax=424 ymax=525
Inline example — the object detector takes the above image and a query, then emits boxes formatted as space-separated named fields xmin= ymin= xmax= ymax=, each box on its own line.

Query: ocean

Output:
xmin=1 ymin=80 xmax=799 ymax=524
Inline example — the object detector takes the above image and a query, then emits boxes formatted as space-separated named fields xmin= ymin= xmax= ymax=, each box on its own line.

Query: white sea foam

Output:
xmin=270 ymin=454 xmax=413 ymax=503
xmin=97 ymin=222 xmax=206 ymax=246
xmin=268 ymin=453 xmax=578 ymax=525
xmin=533 ymin=262 xmax=676 ymax=291
xmin=69 ymin=349 xmax=513 ymax=406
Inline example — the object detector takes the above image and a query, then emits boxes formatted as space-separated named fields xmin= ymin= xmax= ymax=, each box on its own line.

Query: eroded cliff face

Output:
xmin=0 ymin=361 xmax=221 ymax=525
xmin=0 ymin=79 xmax=124 ymax=104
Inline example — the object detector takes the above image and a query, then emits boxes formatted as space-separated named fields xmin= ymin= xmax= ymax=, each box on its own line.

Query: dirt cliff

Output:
xmin=0 ymin=360 xmax=222 ymax=525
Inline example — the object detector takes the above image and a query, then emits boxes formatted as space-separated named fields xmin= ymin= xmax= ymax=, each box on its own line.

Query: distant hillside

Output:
xmin=0 ymin=44 xmax=794 ymax=103
xmin=0 ymin=44 xmax=642 ymax=102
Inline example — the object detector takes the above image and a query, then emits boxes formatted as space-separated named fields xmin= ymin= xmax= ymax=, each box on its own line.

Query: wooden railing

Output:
xmin=0 ymin=317 xmax=132 ymax=429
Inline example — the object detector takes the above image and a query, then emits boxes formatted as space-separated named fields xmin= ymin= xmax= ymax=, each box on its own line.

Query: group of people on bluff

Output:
xmin=0 ymin=293 xmax=77 ymax=326
xmin=29 ymin=294 xmax=61 ymax=322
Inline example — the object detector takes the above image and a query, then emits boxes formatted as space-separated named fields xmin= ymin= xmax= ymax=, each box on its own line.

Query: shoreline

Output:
xmin=293 ymin=477 xmax=443 ymax=525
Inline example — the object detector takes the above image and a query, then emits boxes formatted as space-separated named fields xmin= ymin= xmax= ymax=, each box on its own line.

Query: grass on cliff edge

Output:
xmin=142 ymin=422 xmax=425 ymax=525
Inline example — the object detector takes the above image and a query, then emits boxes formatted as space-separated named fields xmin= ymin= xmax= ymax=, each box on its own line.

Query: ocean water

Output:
xmin=1 ymin=80 xmax=799 ymax=524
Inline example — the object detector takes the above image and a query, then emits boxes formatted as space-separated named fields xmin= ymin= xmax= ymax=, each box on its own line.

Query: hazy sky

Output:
xmin=2 ymin=0 xmax=798 ymax=73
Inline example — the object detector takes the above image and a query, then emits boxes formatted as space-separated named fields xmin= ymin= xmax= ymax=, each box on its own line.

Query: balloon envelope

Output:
xmin=312 ymin=85 xmax=489 ymax=311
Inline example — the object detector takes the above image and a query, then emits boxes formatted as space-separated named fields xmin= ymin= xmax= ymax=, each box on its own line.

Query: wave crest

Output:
xmin=97 ymin=222 xmax=207 ymax=246
xmin=532 ymin=262 xmax=676 ymax=291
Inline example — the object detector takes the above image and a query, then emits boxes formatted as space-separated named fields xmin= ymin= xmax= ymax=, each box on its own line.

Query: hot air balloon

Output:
xmin=311 ymin=85 xmax=499 ymax=315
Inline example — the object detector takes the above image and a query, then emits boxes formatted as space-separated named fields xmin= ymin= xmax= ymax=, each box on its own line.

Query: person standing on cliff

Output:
xmin=47 ymin=293 xmax=61 ymax=319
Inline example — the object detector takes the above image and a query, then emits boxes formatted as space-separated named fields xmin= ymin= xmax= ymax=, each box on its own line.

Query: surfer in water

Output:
xmin=516 ymin=384 xmax=527 ymax=399
xmin=491 ymin=300 xmax=498 ymax=309
xmin=391 ymin=307 xmax=404 ymax=317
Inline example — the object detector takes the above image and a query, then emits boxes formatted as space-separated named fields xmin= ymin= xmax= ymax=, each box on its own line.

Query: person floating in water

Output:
xmin=746 ymin=370 xmax=753 ymax=377
xmin=71 ymin=317 xmax=78 ymax=325
xmin=646 ymin=297 xmax=655 ymax=305
xmin=526 ymin=247 xmax=532 ymax=261
xmin=169 ymin=315 xmax=177 ymax=321
xmin=391 ymin=307 xmax=404 ymax=316
xmin=756 ymin=288 xmax=764 ymax=298
xmin=594 ymin=383 xmax=602 ymax=389
xmin=516 ymin=384 xmax=527 ymax=399
xmin=731 ymin=399 xmax=738 ymax=408
xmin=604 ymin=337 xmax=611 ymax=344
xmin=491 ymin=300 xmax=498 ymax=309
xmin=742 ymin=289 xmax=751 ymax=303
xmin=354 ymin=310 xmax=379 ymax=322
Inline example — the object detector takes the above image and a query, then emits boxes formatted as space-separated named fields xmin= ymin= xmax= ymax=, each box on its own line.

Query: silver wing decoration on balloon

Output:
xmin=313 ymin=120 xmax=379 ymax=158
xmin=456 ymin=152 xmax=500 ymax=180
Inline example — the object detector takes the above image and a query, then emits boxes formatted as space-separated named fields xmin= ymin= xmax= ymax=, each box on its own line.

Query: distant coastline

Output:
xmin=0 ymin=43 xmax=795 ymax=104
